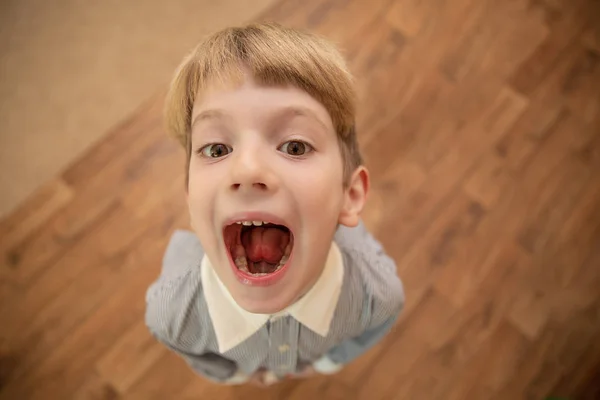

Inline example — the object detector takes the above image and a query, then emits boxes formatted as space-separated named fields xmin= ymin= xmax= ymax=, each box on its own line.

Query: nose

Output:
xmin=229 ymin=145 xmax=278 ymax=193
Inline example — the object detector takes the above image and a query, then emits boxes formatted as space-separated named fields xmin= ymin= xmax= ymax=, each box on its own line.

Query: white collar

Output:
xmin=201 ymin=242 xmax=344 ymax=353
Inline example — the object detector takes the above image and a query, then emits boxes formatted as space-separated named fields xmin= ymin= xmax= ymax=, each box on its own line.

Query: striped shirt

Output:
xmin=145 ymin=220 xmax=404 ymax=383
xmin=201 ymin=237 xmax=345 ymax=355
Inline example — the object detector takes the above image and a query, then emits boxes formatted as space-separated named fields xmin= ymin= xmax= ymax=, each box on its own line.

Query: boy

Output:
xmin=145 ymin=22 xmax=404 ymax=386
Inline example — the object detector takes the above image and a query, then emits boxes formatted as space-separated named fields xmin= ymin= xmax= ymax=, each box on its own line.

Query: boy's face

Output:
xmin=188 ymin=75 xmax=365 ymax=313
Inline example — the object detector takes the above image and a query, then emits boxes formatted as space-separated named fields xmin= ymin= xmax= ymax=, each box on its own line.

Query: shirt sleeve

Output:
xmin=144 ymin=230 xmax=244 ymax=384
xmin=318 ymin=220 xmax=405 ymax=370
xmin=148 ymin=329 xmax=246 ymax=383
xmin=313 ymin=312 xmax=399 ymax=373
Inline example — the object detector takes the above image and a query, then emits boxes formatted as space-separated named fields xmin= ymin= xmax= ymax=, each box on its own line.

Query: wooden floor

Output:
xmin=1 ymin=0 xmax=600 ymax=398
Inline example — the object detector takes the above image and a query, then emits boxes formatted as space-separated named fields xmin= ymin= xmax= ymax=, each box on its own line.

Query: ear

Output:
xmin=338 ymin=166 xmax=370 ymax=227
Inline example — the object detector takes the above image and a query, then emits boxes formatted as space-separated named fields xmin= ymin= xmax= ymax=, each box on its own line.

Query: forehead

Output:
xmin=191 ymin=76 xmax=335 ymax=132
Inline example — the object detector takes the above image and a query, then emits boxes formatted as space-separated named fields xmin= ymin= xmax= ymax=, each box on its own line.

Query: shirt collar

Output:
xmin=201 ymin=242 xmax=345 ymax=353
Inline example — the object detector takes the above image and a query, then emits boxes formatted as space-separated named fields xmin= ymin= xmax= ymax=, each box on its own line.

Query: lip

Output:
xmin=222 ymin=211 xmax=294 ymax=287
xmin=225 ymin=243 xmax=294 ymax=287
xmin=223 ymin=211 xmax=293 ymax=230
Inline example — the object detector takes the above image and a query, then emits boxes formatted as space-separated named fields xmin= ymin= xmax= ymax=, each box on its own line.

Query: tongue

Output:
xmin=242 ymin=226 xmax=289 ymax=264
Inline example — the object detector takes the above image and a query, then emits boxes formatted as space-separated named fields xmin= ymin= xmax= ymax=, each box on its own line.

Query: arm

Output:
xmin=315 ymin=220 xmax=405 ymax=373
xmin=144 ymin=230 xmax=248 ymax=384
xmin=313 ymin=310 xmax=400 ymax=374
xmin=149 ymin=329 xmax=249 ymax=384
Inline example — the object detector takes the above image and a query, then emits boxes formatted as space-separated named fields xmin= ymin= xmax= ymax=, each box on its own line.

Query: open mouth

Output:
xmin=224 ymin=220 xmax=293 ymax=277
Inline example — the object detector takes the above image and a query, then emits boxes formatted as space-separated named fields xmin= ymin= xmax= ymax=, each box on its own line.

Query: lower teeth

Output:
xmin=234 ymin=257 xmax=286 ymax=276
xmin=232 ymin=238 xmax=292 ymax=276
xmin=234 ymin=257 xmax=249 ymax=273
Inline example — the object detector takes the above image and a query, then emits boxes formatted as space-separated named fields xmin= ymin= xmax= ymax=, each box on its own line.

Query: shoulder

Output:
xmin=334 ymin=220 xmax=405 ymax=326
xmin=145 ymin=230 xmax=211 ymax=348
xmin=159 ymin=229 xmax=205 ymax=279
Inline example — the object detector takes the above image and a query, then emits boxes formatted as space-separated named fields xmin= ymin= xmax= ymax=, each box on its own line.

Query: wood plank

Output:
xmin=463 ymin=151 xmax=514 ymax=209
xmin=305 ymin=0 xmax=393 ymax=46
xmin=469 ymin=322 xmax=530 ymax=393
xmin=0 ymin=178 xmax=74 ymax=285
xmin=0 ymin=191 xmax=187 ymax=399
xmin=177 ymin=377 xmax=299 ymax=400
xmin=439 ymin=0 xmax=548 ymax=82
xmin=1 ymin=147 xmax=186 ymax=383
xmin=582 ymin=25 xmax=600 ymax=52
xmin=515 ymin=115 xmax=595 ymax=255
xmin=124 ymin=350 xmax=196 ymax=400
xmin=71 ymin=371 xmax=120 ymax=400
xmin=433 ymin=226 xmax=531 ymax=309
xmin=95 ymin=320 xmax=165 ymax=394
xmin=0 ymin=255 xmax=153 ymax=399
xmin=508 ymin=0 xmax=593 ymax=95
xmin=562 ymin=46 xmax=600 ymax=124
xmin=0 ymin=94 xmax=167 ymax=286
xmin=550 ymin=341 xmax=600 ymax=399
xmin=395 ymin=191 xmax=487 ymax=297
xmin=362 ymin=159 xmax=427 ymax=241
xmin=392 ymin=321 xmax=529 ymax=400
xmin=0 ymin=178 xmax=73 ymax=258
xmin=387 ymin=0 xmax=485 ymax=69
xmin=61 ymin=93 xmax=166 ymax=189
xmin=351 ymin=327 xmax=428 ymax=399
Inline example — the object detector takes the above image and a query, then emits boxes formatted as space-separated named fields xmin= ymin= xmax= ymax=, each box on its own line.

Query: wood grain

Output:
xmin=1 ymin=0 xmax=599 ymax=398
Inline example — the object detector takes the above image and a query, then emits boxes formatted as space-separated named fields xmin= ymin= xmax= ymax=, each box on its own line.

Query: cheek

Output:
xmin=187 ymin=170 xmax=217 ymax=230
xmin=301 ymin=182 xmax=342 ymax=217
xmin=296 ymin=159 xmax=344 ymax=213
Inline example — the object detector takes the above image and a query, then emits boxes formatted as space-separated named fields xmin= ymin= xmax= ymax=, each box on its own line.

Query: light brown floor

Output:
xmin=2 ymin=0 xmax=600 ymax=399
xmin=0 ymin=0 xmax=277 ymax=218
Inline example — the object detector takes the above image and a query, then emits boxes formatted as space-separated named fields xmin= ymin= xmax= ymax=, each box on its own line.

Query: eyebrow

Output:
xmin=191 ymin=109 xmax=229 ymax=128
xmin=275 ymin=106 xmax=330 ymax=133
xmin=190 ymin=105 xmax=331 ymax=133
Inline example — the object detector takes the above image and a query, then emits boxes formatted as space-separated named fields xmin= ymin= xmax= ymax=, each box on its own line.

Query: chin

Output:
xmin=231 ymin=287 xmax=295 ymax=314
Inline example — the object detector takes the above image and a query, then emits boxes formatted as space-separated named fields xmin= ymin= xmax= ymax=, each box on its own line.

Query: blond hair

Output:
xmin=164 ymin=22 xmax=362 ymax=186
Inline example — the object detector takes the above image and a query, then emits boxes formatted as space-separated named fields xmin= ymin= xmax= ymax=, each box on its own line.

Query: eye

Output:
xmin=198 ymin=143 xmax=232 ymax=158
xmin=278 ymin=140 xmax=313 ymax=156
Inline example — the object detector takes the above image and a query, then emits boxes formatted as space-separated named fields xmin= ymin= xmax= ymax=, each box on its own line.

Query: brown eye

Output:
xmin=200 ymin=143 xmax=232 ymax=158
xmin=279 ymin=140 xmax=313 ymax=156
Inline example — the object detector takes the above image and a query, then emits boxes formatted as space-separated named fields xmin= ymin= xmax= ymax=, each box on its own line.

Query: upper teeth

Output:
xmin=237 ymin=221 xmax=266 ymax=226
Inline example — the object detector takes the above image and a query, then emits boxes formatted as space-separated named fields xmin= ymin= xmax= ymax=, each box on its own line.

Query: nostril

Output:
xmin=231 ymin=182 xmax=267 ymax=190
